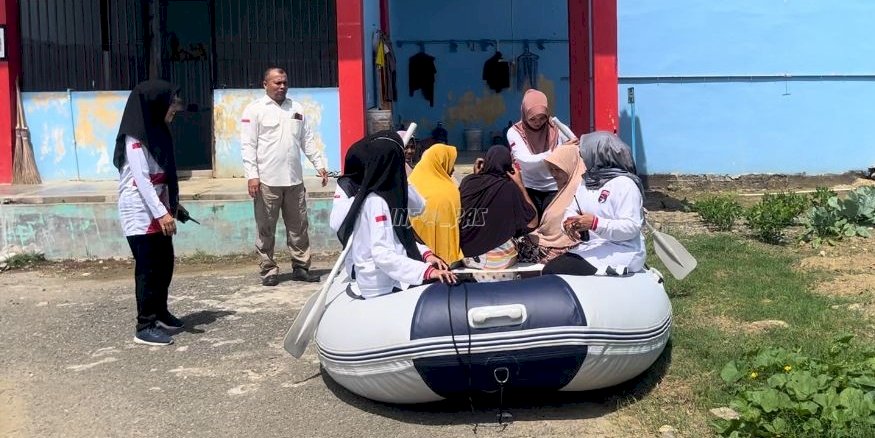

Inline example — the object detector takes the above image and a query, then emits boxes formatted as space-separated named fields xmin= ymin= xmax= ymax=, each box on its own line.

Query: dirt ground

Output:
xmin=0 ymin=256 xmax=663 ymax=438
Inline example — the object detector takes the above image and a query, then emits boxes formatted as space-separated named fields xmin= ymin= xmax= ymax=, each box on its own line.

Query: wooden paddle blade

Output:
xmin=652 ymin=230 xmax=697 ymax=280
xmin=282 ymin=290 xmax=321 ymax=358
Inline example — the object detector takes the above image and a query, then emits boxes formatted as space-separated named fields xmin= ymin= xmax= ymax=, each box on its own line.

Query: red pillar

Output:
xmin=568 ymin=0 xmax=591 ymax=134
xmin=591 ymin=0 xmax=618 ymax=133
xmin=336 ymin=0 xmax=365 ymax=167
xmin=0 ymin=0 xmax=20 ymax=184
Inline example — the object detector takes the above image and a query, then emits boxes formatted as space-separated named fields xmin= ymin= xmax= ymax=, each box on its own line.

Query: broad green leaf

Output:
xmin=787 ymin=372 xmax=820 ymax=400
xmin=748 ymin=389 xmax=791 ymax=413
xmin=851 ymin=375 xmax=875 ymax=389
xmin=721 ymin=361 xmax=744 ymax=383
xmin=838 ymin=387 xmax=868 ymax=416
xmin=767 ymin=373 xmax=788 ymax=389
xmin=814 ymin=388 xmax=839 ymax=409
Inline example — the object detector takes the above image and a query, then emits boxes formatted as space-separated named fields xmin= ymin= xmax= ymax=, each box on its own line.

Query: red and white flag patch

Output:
xmin=598 ymin=190 xmax=610 ymax=203
xmin=241 ymin=118 xmax=251 ymax=123
xmin=375 ymin=215 xmax=387 ymax=223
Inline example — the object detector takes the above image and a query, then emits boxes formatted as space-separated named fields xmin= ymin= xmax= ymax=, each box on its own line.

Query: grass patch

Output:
xmin=2 ymin=252 xmax=47 ymax=270
xmin=626 ymin=233 xmax=872 ymax=436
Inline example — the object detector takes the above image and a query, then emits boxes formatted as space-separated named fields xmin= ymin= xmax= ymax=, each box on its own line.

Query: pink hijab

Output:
xmin=512 ymin=89 xmax=560 ymax=154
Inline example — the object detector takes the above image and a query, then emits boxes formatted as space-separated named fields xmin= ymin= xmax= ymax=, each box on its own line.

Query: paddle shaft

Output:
xmin=550 ymin=117 xmax=578 ymax=142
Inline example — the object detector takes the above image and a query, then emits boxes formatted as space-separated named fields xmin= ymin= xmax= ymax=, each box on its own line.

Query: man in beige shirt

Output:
xmin=241 ymin=67 xmax=328 ymax=286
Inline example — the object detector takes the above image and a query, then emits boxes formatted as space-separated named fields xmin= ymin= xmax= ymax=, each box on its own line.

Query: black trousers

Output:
xmin=525 ymin=187 xmax=558 ymax=220
xmin=543 ymin=252 xmax=598 ymax=276
xmin=127 ymin=234 xmax=175 ymax=331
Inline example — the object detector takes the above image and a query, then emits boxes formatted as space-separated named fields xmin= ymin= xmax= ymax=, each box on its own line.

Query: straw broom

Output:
xmin=12 ymin=80 xmax=41 ymax=184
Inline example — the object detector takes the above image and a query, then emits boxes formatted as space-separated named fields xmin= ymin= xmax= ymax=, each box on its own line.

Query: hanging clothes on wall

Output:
xmin=516 ymin=47 xmax=540 ymax=91
xmin=374 ymin=31 xmax=397 ymax=106
xmin=409 ymin=50 xmax=437 ymax=107
xmin=482 ymin=51 xmax=510 ymax=93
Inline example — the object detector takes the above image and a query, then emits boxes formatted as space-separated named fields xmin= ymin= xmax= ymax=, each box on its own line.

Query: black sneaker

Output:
xmin=262 ymin=274 xmax=280 ymax=286
xmin=134 ymin=326 xmax=174 ymax=346
xmin=156 ymin=312 xmax=185 ymax=330
xmin=291 ymin=267 xmax=320 ymax=283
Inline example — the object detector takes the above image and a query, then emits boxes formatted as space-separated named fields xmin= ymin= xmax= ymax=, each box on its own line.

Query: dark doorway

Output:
xmin=165 ymin=0 xmax=213 ymax=171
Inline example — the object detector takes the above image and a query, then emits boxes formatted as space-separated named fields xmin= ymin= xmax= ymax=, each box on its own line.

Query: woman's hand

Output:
xmin=428 ymin=269 xmax=458 ymax=284
xmin=159 ymin=213 xmax=177 ymax=236
xmin=562 ymin=213 xmax=597 ymax=238
xmin=473 ymin=158 xmax=485 ymax=175
xmin=425 ymin=254 xmax=449 ymax=270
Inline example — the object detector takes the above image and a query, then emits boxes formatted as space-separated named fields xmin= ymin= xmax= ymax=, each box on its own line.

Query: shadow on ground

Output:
xmin=179 ymin=310 xmax=237 ymax=334
xmin=320 ymin=339 xmax=674 ymax=426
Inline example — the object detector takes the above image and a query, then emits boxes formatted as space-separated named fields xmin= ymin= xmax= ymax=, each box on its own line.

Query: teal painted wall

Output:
xmin=0 ymin=199 xmax=340 ymax=260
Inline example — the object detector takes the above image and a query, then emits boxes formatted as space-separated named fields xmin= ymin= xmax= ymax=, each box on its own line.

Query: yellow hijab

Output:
xmin=409 ymin=144 xmax=463 ymax=263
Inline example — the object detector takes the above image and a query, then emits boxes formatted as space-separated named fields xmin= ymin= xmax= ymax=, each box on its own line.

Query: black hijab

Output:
xmin=113 ymin=80 xmax=181 ymax=212
xmin=336 ymin=131 xmax=390 ymax=198
xmin=337 ymin=131 xmax=421 ymax=260
xmin=458 ymin=145 xmax=536 ymax=257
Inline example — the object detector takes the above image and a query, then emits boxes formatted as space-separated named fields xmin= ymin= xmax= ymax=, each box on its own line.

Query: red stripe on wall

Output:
xmin=568 ymin=0 xmax=591 ymax=134
xmin=0 ymin=0 xmax=22 ymax=184
xmin=591 ymin=0 xmax=619 ymax=134
xmin=336 ymin=0 xmax=365 ymax=172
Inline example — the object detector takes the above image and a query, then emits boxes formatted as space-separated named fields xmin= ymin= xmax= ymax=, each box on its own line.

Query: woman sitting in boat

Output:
xmin=543 ymin=132 xmax=645 ymax=276
xmin=329 ymin=131 xmax=424 ymax=233
xmin=458 ymin=145 xmax=538 ymax=270
xmin=409 ymin=144 xmax=464 ymax=265
xmin=334 ymin=133 xmax=456 ymax=298
xmin=517 ymin=144 xmax=587 ymax=264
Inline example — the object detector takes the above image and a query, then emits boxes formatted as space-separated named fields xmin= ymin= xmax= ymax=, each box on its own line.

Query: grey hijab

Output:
xmin=579 ymin=131 xmax=644 ymax=195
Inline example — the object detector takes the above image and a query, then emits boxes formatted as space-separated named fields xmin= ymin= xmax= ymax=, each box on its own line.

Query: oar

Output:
xmin=550 ymin=116 xmax=578 ymax=142
xmin=282 ymin=123 xmax=418 ymax=359
xmin=644 ymin=211 xmax=697 ymax=280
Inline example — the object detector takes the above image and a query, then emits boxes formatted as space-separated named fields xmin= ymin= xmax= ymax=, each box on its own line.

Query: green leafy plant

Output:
xmin=801 ymin=187 xmax=875 ymax=247
xmin=714 ymin=335 xmax=875 ymax=437
xmin=694 ymin=194 xmax=744 ymax=231
xmin=2 ymin=252 xmax=47 ymax=270
xmin=810 ymin=187 xmax=838 ymax=209
xmin=746 ymin=192 xmax=809 ymax=244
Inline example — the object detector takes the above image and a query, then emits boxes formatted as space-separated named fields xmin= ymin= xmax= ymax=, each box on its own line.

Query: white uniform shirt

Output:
xmin=118 ymin=136 xmax=170 ymax=236
xmin=335 ymin=193 xmax=434 ymax=298
xmin=329 ymin=184 xmax=425 ymax=233
xmin=563 ymin=176 xmax=646 ymax=272
xmin=240 ymin=95 xmax=326 ymax=186
xmin=506 ymin=128 xmax=568 ymax=191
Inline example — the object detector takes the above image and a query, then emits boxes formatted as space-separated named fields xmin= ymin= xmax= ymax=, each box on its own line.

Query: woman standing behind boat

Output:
xmin=458 ymin=145 xmax=537 ymax=269
xmin=506 ymin=89 xmax=578 ymax=218
xmin=545 ymin=132 xmax=646 ymax=276
xmin=335 ymin=134 xmax=456 ymax=298
xmin=409 ymin=144 xmax=464 ymax=265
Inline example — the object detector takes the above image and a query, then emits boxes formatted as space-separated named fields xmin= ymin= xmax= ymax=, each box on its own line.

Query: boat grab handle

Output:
xmin=467 ymin=304 xmax=528 ymax=329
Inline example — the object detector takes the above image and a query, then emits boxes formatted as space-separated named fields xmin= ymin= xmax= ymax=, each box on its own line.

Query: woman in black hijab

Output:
xmin=114 ymin=80 xmax=185 ymax=346
xmin=334 ymin=132 xmax=455 ymax=298
xmin=458 ymin=145 xmax=538 ymax=269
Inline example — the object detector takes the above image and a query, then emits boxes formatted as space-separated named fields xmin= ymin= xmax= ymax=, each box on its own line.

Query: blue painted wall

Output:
xmin=617 ymin=0 xmax=875 ymax=175
xmin=213 ymin=88 xmax=341 ymax=177
xmin=22 ymin=91 xmax=128 ymax=182
xmin=389 ymin=0 xmax=570 ymax=149
xmin=22 ymin=88 xmax=342 ymax=182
